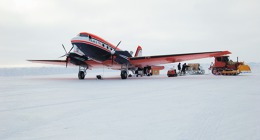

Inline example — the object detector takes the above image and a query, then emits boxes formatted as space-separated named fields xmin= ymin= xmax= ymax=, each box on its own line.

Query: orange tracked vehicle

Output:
xmin=209 ymin=56 xmax=251 ymax=75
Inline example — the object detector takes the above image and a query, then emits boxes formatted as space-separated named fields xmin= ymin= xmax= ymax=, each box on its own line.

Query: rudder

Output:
xmin=134 ymin=46 xmax=142 ymax=57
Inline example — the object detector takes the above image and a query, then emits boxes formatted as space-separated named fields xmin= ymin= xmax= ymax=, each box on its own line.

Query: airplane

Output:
xmin=28 ymin=32 xmax=231 ymax=79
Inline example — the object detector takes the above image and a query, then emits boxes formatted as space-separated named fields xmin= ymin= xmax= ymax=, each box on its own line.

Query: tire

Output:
xmin=78 ymin=71 xmax=85 ymax=80
xmin=121 ymin=70 xmax=128 ymax=79
xmin=212 ymin=68 xmax=219 ymax=75
xmin=96 ymin=75 xmax=102 ymax=79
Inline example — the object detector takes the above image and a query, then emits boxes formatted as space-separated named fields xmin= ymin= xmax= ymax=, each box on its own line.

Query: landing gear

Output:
xmin=78 ymin=66 xmax=87 ymax=80
xmin=121 ymin=70 xmax=128 ymax=79
xmin=120 ymin=64 xmax=129 ymax=79
xmin=78 ymin=71 xmax=85 ymax=79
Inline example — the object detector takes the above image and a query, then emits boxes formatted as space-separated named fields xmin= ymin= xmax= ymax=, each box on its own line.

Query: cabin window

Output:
xmin=223 ymin=57 xmax=229 ymax=62
xmin=216 ymin=57 xmax=221 ymax=62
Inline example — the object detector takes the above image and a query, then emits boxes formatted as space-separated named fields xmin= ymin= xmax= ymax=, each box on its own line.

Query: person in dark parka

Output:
xmin=177 ymin=63 xmax=181 ymax=73
xmin=181 ymin=63 xmax=189 ymax=74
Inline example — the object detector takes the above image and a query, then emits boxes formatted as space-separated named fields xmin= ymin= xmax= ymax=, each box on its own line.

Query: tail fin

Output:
xmin=134 ymin=46 xmax=142 ymax=57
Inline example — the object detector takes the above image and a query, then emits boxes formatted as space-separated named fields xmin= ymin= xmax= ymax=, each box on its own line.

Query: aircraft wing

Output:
xmin=129 ymin=51 xmax=231 ymax=67
xmin=28 ymin=60 xmax=68 ymax=66
xmin=28 ymin=51 xmax=230 ymax=69
xmin=27 ymin=59 xmax=119 ymax=69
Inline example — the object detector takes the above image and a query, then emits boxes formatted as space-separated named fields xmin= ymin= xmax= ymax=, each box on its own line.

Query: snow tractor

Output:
xmin=209 ymin=56 xmax=251 ymax=75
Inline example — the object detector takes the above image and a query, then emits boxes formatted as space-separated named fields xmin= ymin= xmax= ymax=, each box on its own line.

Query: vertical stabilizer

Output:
xmin=134 ymin=46 xmax=142 ymax=57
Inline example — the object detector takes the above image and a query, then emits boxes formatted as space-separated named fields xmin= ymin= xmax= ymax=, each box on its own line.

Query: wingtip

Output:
xmin=224 ymin=50 xmax=232 ymax=54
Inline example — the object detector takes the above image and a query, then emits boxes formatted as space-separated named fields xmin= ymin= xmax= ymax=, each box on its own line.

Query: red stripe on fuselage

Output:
xmin=71 ymin=40 xmax=111 ymax=53
xmin=78 ymin=32 xmax=121 ymax=51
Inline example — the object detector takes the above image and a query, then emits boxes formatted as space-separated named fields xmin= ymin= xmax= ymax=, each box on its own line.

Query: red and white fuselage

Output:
xmin=71 ymin=32 xmax=121 ymax=62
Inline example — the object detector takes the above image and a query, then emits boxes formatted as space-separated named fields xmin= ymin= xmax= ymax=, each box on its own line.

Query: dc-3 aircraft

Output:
xmin=28 ymin=32 xmax=231 ymax=79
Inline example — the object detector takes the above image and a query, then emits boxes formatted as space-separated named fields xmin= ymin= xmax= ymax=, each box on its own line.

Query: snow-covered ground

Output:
xmin=0 ymin=64 xmax=260 ymax=140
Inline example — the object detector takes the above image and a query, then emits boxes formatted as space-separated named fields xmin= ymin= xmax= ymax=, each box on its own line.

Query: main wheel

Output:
xmin=78 ymin=71 xmax=85 ymax=80
xmin=96 ymin=75 xmax=102 ymax=79
xmin=121 ymin=70 xmax=128 ymax=79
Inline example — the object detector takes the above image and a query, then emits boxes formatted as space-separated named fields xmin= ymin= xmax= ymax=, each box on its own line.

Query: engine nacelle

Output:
xmin=68 ymin=53 xmax=88 ymax=67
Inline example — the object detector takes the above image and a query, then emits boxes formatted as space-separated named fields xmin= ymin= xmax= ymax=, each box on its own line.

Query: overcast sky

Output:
xmin=0 ymin=0 xmax=259 ymax=67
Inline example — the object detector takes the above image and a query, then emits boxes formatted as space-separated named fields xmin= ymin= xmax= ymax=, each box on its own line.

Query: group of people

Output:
xmin=177 ymin=62 xmax=189 ymax=75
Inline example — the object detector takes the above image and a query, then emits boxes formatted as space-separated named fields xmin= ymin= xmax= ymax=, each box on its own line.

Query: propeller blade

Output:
xmin=68 ymin=46 xmax=74 ymax=53
xmin=59 ymin=54 xmax=67 ymax=58
xmin=62 ymin=44 xmax=67 ymax=54
xmin=115 ymin=41 xmax=121 ymax=50
xmin=116 ymin=41 xmax=121 ymax=47
xmin=66 ymin=57 xmax=68 ymax=68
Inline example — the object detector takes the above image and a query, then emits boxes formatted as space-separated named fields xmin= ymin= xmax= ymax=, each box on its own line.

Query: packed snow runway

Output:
xmin=0 ymin=65 xmax=260 ymax=140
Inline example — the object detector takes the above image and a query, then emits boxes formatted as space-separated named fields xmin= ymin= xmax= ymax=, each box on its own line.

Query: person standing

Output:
xmin=181 ymin=63 xmax=188 ymax=75
xmin=177 ymin=63 xmax=181 ymax=74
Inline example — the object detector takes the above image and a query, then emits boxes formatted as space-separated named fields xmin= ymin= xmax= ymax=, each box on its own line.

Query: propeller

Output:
xmin=111 ymin=41 xmax=121 ymax=65
xmin=60 ymin=44 xmax=74 ymax=67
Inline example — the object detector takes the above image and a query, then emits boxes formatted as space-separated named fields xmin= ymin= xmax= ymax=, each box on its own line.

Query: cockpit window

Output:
xmin=79 ymin=33 xmax=89 ymax=37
